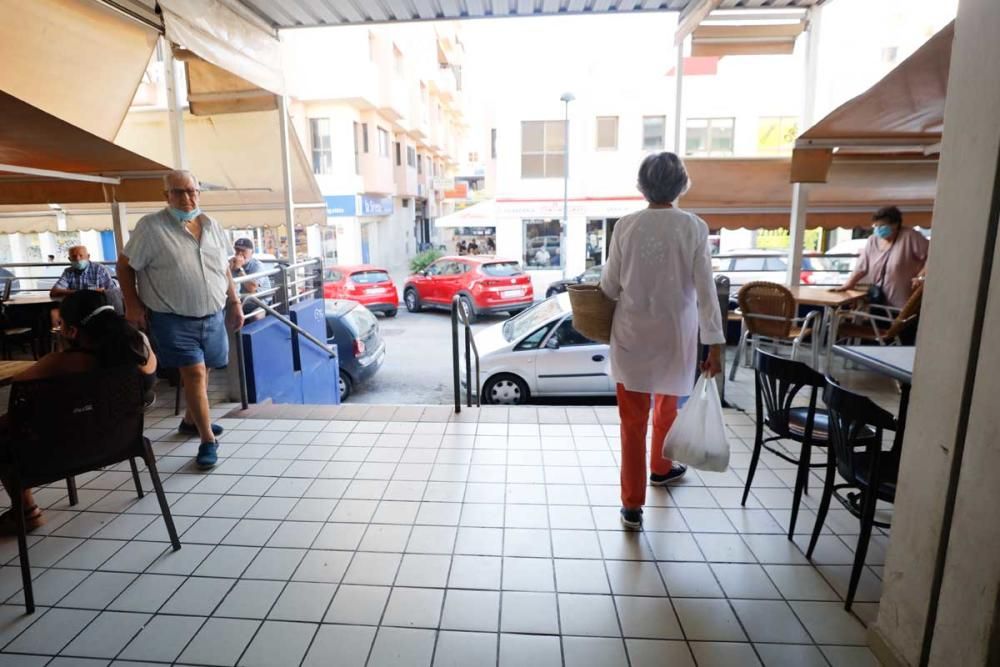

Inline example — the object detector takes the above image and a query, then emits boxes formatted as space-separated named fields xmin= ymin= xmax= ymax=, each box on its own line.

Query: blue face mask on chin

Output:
xmin=874 ymin=224 xmax=894 ymax=239
xmin=169 ymin=207 xmax=201 ymax=223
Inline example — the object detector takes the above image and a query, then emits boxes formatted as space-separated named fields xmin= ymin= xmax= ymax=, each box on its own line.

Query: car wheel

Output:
xmin=404 ymin=288 xmax=422 ymax=313
xmin=483 ymin=373 xmax=529 ymax=405
xmin=457 ymin=295 xmax=477 ymax=324
xmin=338 ymin=371 xmax=353 ymax=401
xmin=385 ymin=309 xmax=398 ymax=318
xmin=546 ymin=288 xmax=558 ymax=298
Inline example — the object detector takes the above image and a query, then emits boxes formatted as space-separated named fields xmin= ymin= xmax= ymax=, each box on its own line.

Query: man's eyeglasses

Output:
xmin=168 ymin=188 xmax=200 ymax=198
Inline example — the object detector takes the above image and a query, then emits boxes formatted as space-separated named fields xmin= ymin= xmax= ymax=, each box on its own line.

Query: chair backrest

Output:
xmin=738 ymin=281 xmax=796 ymax=338
xmin=0 ymin=278 xmax=12 ymax=302
xmin=7 ymin=365 xmax=145 ymax=486
xmin=754 ymin=349 xmax=825 ymax=435
xmin=884 ymin=283 xmax=924 ymax=339
xmin=822 ymin=375 xmax=897 ymax=485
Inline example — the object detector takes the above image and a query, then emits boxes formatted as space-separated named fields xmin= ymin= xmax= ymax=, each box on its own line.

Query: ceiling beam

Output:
xmin=675 ymin=0 xmax=721 ymax=45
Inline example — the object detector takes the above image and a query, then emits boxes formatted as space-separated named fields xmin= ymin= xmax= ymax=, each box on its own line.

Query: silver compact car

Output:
xmin=473 ymin=294 xmax=614 ymax=405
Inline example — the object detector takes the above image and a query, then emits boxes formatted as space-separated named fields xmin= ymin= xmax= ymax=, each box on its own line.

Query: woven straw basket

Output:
xmin=567 ymin=284 xmax=616 ymax=344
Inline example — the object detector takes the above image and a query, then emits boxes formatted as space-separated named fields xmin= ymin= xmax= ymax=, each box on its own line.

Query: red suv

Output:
xmin=323 ymin=265 xmax=399 ymax=317
xmin=403 ymin=256 xmax=533 ymax=322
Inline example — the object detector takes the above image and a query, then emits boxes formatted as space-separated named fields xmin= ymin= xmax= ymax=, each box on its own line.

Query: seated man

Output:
xmin=49 ymin=245 xmax=115 ymax=298
xmin=0 ymin=290 xmax=157 ymax=533
xmin=229 ymin=238 xmax=272 ymax=318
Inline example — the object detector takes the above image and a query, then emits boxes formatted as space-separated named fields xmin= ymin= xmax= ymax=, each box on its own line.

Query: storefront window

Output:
xmin=521 ymin=121 xmax=566 ymax=178
xmin=523 ymin=219 xmax=564 ymax=269
xmin=686 ymin=117 xmax=735 ymax=156
xmin=642 ymin=116 xmax=666 ymax=151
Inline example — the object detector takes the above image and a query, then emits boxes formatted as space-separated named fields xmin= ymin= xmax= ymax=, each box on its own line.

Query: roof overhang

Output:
xmin=792 ymin=20 xmax=953 ymax=183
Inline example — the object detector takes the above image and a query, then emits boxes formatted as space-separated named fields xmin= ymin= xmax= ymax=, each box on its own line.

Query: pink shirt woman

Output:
xmin=833 ymin=206 xmax=929 ymax=308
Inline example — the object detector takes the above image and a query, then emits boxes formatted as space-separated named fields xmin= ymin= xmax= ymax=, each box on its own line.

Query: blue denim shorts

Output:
xmin=148 ymin=310 xmax=229 ymax=369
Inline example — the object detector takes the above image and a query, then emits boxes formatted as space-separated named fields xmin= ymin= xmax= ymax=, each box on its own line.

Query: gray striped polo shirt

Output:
xmin=123 ymin=208 xmax=230 ymax=318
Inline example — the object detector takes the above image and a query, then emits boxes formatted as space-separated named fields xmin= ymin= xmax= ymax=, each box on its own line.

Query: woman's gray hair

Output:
xmin=637 ymin=152 xmax=690 ymax=204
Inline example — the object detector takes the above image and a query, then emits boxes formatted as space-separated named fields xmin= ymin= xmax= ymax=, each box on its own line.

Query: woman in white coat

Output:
xmin=601 ymin=152 xmax=725 ymax=529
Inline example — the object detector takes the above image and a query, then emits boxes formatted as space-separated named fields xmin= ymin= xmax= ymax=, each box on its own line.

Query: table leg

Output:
xmin=817 ymin=306 xmax=831 ymax=371
xmin=892 ymin=382 xmax=911 ymax=455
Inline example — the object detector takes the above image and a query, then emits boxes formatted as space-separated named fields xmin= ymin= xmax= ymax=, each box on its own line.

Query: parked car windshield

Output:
xmin=481 ymin=262 xmax=522 ymax=277
xmin=351 ymin=270 xmax=391 ymax=284
xmin=502 ymin=296 xmax=566 ymax=342
xmin=343 ymin=305 xmax=378 ymax=338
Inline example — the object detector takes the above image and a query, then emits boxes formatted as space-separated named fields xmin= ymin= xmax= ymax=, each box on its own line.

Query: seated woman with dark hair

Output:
xmin=1 ymin=290 xmax=156 ymax=533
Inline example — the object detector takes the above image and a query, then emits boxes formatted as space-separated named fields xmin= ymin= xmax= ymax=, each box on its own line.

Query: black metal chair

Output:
xmin=743 ymin=349 xmax=830 ymax=540
xmin=807 ymin=377 xmax=899 ymax=611
xmin=2 ymin=366 xmax=181 ymax=613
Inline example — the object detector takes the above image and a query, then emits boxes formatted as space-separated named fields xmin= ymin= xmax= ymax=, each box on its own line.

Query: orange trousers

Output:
xmin=616 ymin=383 xmax=678 ymax=509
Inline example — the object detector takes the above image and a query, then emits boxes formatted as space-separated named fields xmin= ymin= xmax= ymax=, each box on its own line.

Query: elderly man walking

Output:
xmin=118 ymin=170 xmax=244 ymax=468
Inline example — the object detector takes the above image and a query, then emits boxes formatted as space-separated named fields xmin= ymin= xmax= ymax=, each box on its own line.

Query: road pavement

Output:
xmin=348 ymin=307 xmax=497 ymax=404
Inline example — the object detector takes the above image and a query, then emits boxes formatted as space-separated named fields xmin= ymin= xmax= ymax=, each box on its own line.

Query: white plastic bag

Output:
xmin=662 ymin=374 xmax=730 ymax=472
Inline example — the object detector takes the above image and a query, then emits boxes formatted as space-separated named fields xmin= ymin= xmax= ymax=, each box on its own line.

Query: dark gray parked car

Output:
xmin=324 ymin=300 xmax=386 ymax=400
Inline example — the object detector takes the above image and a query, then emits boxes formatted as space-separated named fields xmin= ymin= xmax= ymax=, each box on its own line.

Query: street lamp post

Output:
xmin=560 ymin=92 xmax=574 ymax=276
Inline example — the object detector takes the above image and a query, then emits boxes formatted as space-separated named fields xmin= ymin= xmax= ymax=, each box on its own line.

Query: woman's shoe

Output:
xmin=620 ymin=507 xmax=643 ymax=529
xmin=650 ymin=463 xmax=688 ymax=486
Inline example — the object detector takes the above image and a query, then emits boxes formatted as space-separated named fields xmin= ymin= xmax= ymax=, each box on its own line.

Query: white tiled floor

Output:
xmin=0 ymin=355 xmax=898 ymax=666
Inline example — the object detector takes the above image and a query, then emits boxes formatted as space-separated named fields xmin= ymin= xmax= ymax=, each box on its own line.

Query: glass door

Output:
xmin=585 ymin=220 xmax=605 ymax=269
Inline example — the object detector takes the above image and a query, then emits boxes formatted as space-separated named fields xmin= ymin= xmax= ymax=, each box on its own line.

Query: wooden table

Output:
xmin=5 ymin=295 xmax=60 ymax=307
xmin=834 ymin=344 xmax=915 ymax=449
xmin=0 ymin=361 xmax=36 ymax=386
xmin=787 ymin=287 xmax=866 ymax=367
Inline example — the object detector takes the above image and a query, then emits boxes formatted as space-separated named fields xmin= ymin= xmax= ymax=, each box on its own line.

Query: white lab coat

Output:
xmin=601 ymin=207 xmax=725 ymax=396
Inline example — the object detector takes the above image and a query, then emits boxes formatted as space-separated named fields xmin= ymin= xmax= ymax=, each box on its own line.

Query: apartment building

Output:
xmin=283 ymin=23 xmax=467 ymax=275
xmin=454 ymin=5 xmax=952 ymax=294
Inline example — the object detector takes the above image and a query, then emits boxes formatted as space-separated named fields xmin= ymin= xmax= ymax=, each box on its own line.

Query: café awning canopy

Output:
xmin=0 ymin=0 xmax=159 ymax=141
xmin=683 ymin=158 xmax=936 ymax=230
xmin=791 ymin=20 xmax=952 ymax=183
xmin=0 ymin=98 xmax=324 ymax=231
xmin=435 ymin=200 xmax=496 ymax=228
xmin=113 ymin=108 xmax=324 ymax=225
xmin=0 ymin=91 xmax=170 ymax=206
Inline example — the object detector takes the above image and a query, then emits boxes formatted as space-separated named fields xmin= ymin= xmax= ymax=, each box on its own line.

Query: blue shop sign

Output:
xmin=325 ymin=195 xmax=357 ymax=217
xmin=360 ymin=194 xmax=394 ymax=216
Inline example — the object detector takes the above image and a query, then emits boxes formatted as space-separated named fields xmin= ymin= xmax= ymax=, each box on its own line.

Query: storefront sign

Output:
xmin=325 ymin=195 xmax=357 ymax=217
xmin=360 ymin=194 xmax=394 ymax=217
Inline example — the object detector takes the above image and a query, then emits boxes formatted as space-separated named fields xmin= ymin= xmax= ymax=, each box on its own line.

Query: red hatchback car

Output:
xmin=323 ymin=265 xmax=399 ymax=317
xmin=403 ymin=256 xmax=534 ymax=322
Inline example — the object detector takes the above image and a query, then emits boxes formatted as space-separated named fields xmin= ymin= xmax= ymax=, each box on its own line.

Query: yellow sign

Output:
xmin=758 ymin=117 xmax=799 ymax=155
xmin=756 ymin=228 xmax=822 ymax=252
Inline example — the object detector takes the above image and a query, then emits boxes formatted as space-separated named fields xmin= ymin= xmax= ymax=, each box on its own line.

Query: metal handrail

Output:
xmin=451 ymin=295 xmax=481 ymax=412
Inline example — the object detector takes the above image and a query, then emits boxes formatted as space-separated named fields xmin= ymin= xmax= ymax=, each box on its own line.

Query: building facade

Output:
xmin=283 ymin=23 xmax=467 ymax=276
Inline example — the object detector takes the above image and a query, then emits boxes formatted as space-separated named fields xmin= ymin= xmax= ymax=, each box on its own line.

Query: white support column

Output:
xmin=786 ymin=183 xmax=808 ymax=287
xmin=163 ymin=39 xmax=188 ymax=170
xmin=111 ymin=202 xmax=129 ymax=253
xmin=79 ymin=230 xmax=104 ymax=262
xmin=305 ymin=225 xmax=323 ymax=260
xmin=38 ymin=232 xmax=58 ymax=263
xmin=278 ymin=95 xmax=297 ymax=264
xmin=673 ymin=40 xmax=686 ymax=154
xmin=801 ymin=5 xmax=823 ymax=129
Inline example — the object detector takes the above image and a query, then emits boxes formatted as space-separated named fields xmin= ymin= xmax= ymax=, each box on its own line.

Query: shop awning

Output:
xmin=435 ymin=200 xmax=496 ymax=228
xmin=683 ymin=158 xmax=936 ymax=230
xmin=0 ymin=91 xmax=169 ymax=206
xmin=158 ymin=0 xmax=285 ymax=96
xmin=792 ymin=20 xmax=953 ymax=182
xmin=113 ymin=108 xmax=325 ymax=226
xmin=0 ymin=0 xmax=159 ymax=141
xmin=0 ymin=101 xmax=324 ymax=232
